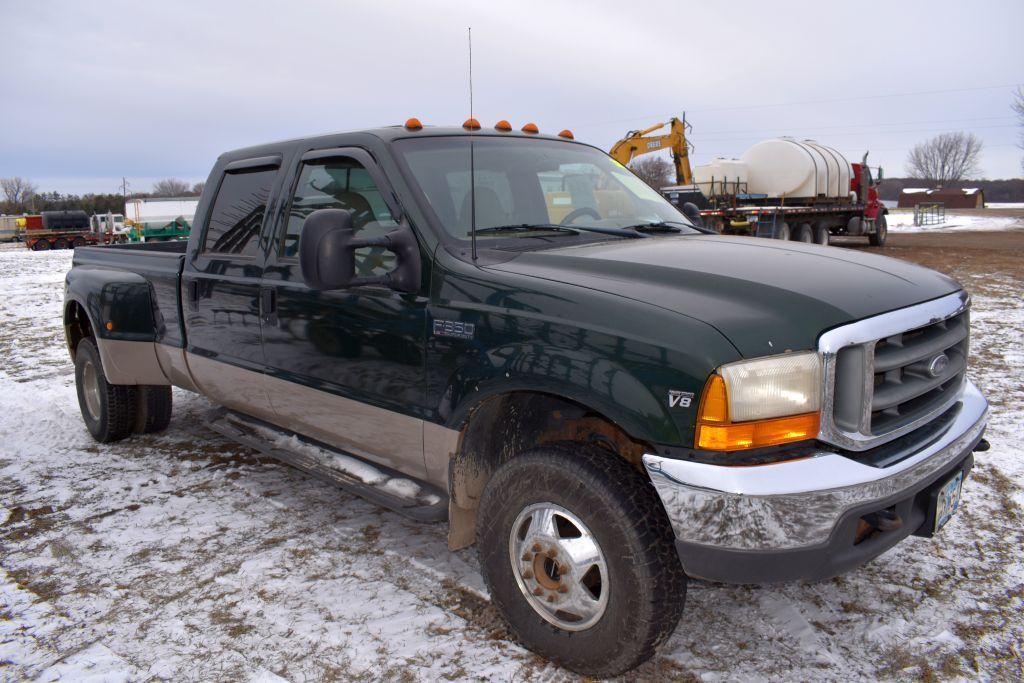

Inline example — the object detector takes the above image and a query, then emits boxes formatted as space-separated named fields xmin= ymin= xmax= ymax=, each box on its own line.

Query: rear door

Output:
xmin=260 ymin=147 xmax=429 ymax=477
xmin=183 ymin=155 xmax=282 ymax=422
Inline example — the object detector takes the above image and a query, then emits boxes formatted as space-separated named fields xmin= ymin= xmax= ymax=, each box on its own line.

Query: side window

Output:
xmin=202 ymin=167 xmax=277 ymax=257
xmin=282 ymin=158 xmax=398 ymax=276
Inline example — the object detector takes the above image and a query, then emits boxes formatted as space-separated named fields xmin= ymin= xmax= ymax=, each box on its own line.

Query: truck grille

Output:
xmin=833 ymin=310 xmax=969 ymax=439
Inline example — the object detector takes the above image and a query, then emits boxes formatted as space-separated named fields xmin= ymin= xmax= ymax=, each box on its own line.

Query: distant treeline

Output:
xmin=878 ymin=178 xmax=1024 ymax=203
xmin=1 ymin=189 xmax=201 ymax=216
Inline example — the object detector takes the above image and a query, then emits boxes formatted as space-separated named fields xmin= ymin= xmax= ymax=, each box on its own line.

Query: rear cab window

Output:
xmin=202 ymin=166 xmax=278 ymax=258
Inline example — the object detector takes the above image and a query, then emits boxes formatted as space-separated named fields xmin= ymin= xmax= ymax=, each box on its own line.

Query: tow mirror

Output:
xmin=298 ymin=208 xmax=420 ymax=293
xmin=877 ymin=167 xmax=884 ymax=181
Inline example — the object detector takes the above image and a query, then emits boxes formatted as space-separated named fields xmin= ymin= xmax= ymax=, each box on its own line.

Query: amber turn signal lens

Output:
xmin=404 ymin=117 xmax=423 ymax=130
xmin=463 ymin=117 xmax=481 ymax=130
xmin=558 ymin=129 xmax=574 ymax=139
xmin=696 ymin=413 xmax=820 ymax=451
xmin=495 ymin=120 xmax=512 ymax=131
xmin=695 ymin=373 xmax=819 ymax=451
xmin=521 ymin=122 xmax=539 ymax=134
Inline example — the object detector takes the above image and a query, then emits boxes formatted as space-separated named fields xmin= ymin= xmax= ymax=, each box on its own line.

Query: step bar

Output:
xmin=207 ymin=409 xmax=448 ymax=522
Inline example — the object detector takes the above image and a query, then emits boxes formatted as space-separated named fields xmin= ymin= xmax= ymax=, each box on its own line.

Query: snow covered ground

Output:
xmin=887 ymin=210 xmax=1024 ymax=233
xmin=2 ymin=246 xmax=1022 ymax=681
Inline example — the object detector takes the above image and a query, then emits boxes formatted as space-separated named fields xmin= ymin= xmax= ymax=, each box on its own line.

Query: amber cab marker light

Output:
xmin=521 ymin=122 xmax=539 ymax=134
xmin=695 ymin=373 xmax=820 ymax=451
xmin=463 ymin=117 xmax=481 ymax=131
xmin=404 ymin=117 xmax=423 ymax=131
xmin=495 ymin=120 xmax=512 ymax=131
xmin=558 ymin=129 xmax=574 ymax=139
xmin=105 ymin=321 xmax=113 ymax=331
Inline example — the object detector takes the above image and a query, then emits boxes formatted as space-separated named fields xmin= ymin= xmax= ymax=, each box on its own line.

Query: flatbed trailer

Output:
xmin=24 ymin=229 xmax=102 ymax=251
xmin=695 ymin=201 xmax=886 ymax=245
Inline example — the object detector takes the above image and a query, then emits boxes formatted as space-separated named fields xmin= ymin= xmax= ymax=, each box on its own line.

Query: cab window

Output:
xmin=282 ymin=158 xmax=398 ymax=276
xmin=202 ymin=167 xmax=276 ymax=257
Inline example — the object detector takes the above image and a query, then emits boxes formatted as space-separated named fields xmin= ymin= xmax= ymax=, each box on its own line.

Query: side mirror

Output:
xmin=298 ymin=208 xmax=421 ymax=293
xmin=681 ymin=202 xmax=704 ymax=228
xmin=877 ymin=167 xmax=884 ymax=181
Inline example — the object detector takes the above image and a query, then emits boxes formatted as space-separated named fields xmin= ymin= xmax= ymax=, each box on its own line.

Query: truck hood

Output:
xmin=487 ymin=235 xmax=960 ymax=358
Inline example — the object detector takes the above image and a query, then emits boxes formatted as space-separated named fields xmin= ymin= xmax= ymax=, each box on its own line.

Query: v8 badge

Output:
xmin=668 ymin=390 xmax=694 ymax=409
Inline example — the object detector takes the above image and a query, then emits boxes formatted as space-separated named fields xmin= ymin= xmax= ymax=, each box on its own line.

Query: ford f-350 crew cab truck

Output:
xmin=64 ymin=121 xmax=990 ymax=677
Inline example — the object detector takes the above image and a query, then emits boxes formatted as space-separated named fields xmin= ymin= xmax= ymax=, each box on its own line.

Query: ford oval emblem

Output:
xmin=927 ymin=353 xmax=950 ymax=378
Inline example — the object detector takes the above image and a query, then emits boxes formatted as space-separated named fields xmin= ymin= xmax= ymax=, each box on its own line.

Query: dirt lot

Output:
xmin=1 ymin=229 xmax=1022 ymax=681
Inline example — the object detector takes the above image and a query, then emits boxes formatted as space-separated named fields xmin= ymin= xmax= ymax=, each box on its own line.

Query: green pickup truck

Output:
xmin=64 ymin=122 xmax=989 ymax=677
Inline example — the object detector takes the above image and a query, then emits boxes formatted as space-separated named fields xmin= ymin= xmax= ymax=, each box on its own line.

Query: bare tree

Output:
xmin=1013 ymin=86 xmax=1024 ymax=173
xmin=191 ymin=181 xmax=206 ymax=196
xmin=1 ymin=176 xmax=38 ymax=206
xmin=151 ymin=178 xmax=191 ymax=197
xmin=905 ymin=132 xmax=983 ymax=184
xmin=629 ymin=157 xmax=674 ymax=189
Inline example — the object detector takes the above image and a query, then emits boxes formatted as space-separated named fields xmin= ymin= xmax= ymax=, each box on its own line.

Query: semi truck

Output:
xmin=24 ymin=210 xmax=101 ymax=250
xmin=64 ymin=120 xmax=987 ymax=677
xmin=662 ymin=137 xmax=888 ymax=246
xmin=124 ymin=197 xmax=197 ymax=242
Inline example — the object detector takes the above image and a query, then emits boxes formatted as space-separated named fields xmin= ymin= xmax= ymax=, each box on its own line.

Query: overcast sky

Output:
xmin=2 ymin=0 xmax=1022 ymax=195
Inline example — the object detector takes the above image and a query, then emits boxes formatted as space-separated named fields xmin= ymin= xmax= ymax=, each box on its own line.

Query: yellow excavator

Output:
xmin=609 ymin=115 xmax=694 ymax=186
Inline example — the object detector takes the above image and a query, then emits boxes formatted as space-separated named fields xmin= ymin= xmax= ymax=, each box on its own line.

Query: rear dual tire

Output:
xmin=477 ymin=444 xmax=686 ymax=677
xmin=74 ymin=337 xmax=172 ymax=442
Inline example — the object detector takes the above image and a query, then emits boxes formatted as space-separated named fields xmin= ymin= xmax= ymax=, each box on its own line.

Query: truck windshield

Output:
xmin=393 ymin=136 xmax=697 ymax=241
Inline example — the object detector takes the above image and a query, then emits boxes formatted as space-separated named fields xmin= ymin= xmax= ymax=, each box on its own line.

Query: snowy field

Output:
xmin=887 ymin=210 xmax=1024 ymax=234
xmin=1 ymin=246 xmax=1022 ymax=681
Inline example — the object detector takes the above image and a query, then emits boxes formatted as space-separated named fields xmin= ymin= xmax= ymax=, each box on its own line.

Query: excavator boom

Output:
xmin=609 ymin=116 xmax=694 ymax=185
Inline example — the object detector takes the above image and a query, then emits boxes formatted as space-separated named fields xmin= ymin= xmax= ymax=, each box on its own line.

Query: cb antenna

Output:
xmin=468 ymin=26 xmax=478 ymax=261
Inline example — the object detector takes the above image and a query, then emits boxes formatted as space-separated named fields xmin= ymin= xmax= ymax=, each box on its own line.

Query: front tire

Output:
xmin=869 ymin=213 xmax=888 ymax=246
xmin=477 ymin=444 xmax=686 ymax=677
xmin=74 ymin=338 xmax=137 ymax=443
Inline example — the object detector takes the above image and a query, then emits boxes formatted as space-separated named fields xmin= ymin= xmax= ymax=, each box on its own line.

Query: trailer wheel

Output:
xmin=32 ymin=240 xmax=51 ymax=251
xmin=75 ymin=338 xmax=138 ymax=443
xmin=54 ymin=237 xmax=69 ymax=249
xmin=134 ymin=386 xmax=173 ymax=434
xmin=477 ymin=443 xmax=686 ymax=677
xmin=793 ymin=223 xmax=813 ymax=243
xmin=72 ymin=236 xmax=87 ymax=248
xmin=814 ymin=223 xmax=831 ymax=246
xmin=773 ymin=221 xmax=790 ymax=240
xmin=869 ymin=214 xmax=888 ymax=246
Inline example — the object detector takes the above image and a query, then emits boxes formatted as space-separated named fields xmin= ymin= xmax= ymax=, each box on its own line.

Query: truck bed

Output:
xmin=70 ymin=240 xmax=188 ymax=347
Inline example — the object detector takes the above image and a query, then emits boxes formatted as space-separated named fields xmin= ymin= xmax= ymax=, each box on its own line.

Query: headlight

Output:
xmin=696 ymin=351 xmax=822 ymax=451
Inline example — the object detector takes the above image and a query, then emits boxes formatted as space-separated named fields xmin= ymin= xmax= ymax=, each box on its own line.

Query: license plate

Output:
xmin=934 ymin=471 xmax=964 ymax=533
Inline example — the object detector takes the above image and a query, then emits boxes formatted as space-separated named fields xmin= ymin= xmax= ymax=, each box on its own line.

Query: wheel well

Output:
xmin=64 ymin=301 xmax=94 ymax=359
xmin=447 ymin=391 xmax=650 ymax=550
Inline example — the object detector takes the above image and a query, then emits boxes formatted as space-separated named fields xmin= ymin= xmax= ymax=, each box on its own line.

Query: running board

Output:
xmin=206 ymin=409 xmax=448 ymax=522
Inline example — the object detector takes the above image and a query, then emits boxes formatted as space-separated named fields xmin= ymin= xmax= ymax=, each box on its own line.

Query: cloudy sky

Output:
xmin=2 ymin=0 xmax=1022 ymax=195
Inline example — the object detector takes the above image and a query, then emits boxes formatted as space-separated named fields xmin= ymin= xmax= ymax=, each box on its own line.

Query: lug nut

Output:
xmin=533 ymin=587 xmax=543 ymax=596
xmin=557 ymin=584 xmax=568 ymax=593
xmin=522 ymin=553 xmax=532 ymax=562
xmin=546 ymin=549 xmax=558 ymax=559
xmin=532 ymin=543 xmax=542 ymax=552
xmin=522 ymin=570 xmax=533 ymax=579
xmin=546 ymin=594 xmax=556 ymax=603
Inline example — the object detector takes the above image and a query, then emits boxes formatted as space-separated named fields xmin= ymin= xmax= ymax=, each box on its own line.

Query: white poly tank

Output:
xmin=692 ymin=158 xmax=749 ymax=197
xmin=740 ymin=138 xmax=852 ymax=201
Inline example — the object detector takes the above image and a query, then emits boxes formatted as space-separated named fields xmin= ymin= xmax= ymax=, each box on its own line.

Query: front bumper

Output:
xmin=643 ymin=380 xmax=988 ymax=583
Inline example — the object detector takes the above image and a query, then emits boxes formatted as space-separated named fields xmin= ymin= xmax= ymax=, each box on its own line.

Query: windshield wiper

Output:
xmin=627 ymin=219 xmax=718 ymax=235
xmin=475 ymin=223 xmax=650 ymax=239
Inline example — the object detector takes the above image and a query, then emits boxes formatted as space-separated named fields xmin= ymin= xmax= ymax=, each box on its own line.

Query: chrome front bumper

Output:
xmin=643 ymin=380 xmax=988 ymax=553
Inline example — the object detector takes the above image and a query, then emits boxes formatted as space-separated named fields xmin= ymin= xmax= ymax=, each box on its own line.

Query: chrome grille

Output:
xmin=869 ymin=311 xmax=968 ymax=432
xmin=818 ymin=291 xmax=971 ymax=451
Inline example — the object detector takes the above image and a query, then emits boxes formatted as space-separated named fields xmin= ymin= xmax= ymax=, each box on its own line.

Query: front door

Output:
xmin=261 ymin=148 xmax=429 ymax=477
xmin=183 ymin=156 xmax=282 ymax=422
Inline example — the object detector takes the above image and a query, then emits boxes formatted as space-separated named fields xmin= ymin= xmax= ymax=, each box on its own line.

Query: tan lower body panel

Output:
xmin=96 ymin=338 xmax=170 ymax=386
xmin=183 ymin=352 xmax=459 ymax=486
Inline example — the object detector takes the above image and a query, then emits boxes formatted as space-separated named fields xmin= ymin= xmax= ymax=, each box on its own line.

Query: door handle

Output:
xmin=260 ymin=287 xmax=278 ymax=326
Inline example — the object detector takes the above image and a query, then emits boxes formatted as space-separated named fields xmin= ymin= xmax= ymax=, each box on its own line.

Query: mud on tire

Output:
xmin=476 ymin=443 xmax=687 ymax=677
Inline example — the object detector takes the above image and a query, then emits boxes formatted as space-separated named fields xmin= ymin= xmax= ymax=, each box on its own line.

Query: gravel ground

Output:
xmin=1 ymin=230 xmax=1022 ymax=682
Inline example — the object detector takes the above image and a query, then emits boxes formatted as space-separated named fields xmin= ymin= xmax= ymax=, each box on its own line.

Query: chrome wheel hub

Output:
xmin=509 ymin=502 xmax=608 ymax=631
xmin=82 ymin=360 xmax=102 ymax=421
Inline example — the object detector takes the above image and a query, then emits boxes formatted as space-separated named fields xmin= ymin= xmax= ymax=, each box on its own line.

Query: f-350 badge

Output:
xmin=433 ymin=319 xmax=475 ymax=340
